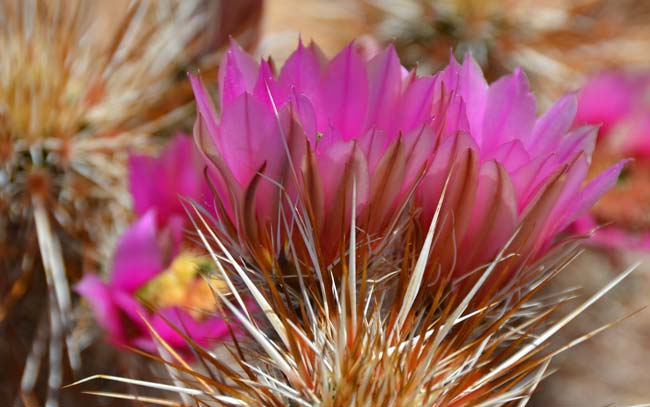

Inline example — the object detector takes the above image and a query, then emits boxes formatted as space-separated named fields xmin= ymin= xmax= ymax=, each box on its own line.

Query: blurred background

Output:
xmin=2 ymin=0 xmax=650 ymax=405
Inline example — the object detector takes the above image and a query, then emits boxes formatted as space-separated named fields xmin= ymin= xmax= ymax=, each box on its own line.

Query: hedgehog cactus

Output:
xmin=74 ymin=37 xmax=635 ymax=407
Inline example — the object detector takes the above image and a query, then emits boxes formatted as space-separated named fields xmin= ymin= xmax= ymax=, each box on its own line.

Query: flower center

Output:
xmin=136 ymin=252 xmax=226 ymax=320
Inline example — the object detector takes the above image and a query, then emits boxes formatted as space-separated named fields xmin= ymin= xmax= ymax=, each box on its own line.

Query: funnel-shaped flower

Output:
xmin=77 ymin=211 xmax=229 ymax=353
xmin=190 ymin=40 xmax=625 ymax=281
xmin=78 ymin=135 xmax=228 ymax=352
xmin=571 ymin=71 xmax=650 ymax=250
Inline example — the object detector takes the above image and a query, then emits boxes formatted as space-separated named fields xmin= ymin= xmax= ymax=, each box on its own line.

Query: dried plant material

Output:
xmin=0 ymin=0 xmax=261 ymax=404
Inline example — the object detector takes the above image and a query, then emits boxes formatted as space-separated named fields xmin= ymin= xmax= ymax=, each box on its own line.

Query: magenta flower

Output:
xmin=571 ymin=71 xmax=650 ymax=250
xmin=128 ymin=134 xmax=212 ymax=225
xmin=77 ymin=211 xmax=229 ymax=352
xmin=190 ymin=40 xmax=625 ymax=278
xmin=575 ymin=71 xmax=650 ymax=155
xmin=78 ymin=135 xmax=229 ymax=353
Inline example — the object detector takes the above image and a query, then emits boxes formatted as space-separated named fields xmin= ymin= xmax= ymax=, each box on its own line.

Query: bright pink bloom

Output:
xmin=571 ymin=71 xmax=650 ymax=250
xmin=575 ymin=71 xmax=650 ymax=156
xmin=78 ymin=135 xmax=229 ymax=352
xmin=77 ymin=212 xmax=229 ymax=353
xmin=128 ymin=134 xmax=212 ymax=225
xmin=190 ymin=40 xmax=625 ymax=277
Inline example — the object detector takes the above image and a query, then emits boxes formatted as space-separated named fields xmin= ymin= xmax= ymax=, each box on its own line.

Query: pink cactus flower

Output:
xmin=571 ymin=71 xmax=650 ymax=251
xmin=77 ymin=211 xmax=229 ymax=353
xmin=190 ymin=40 xmax=626 ymax=280
xmin=128 ymin=134 xmax=212 ymax=225
xmin=78 ymin=135 xmax=229 ymax=353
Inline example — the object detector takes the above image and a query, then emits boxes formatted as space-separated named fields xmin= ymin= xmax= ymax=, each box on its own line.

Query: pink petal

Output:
xmin=317 ymin=141 xmax=370 ymax=215
xmin=460 ymin=54 xmax=488 ymax=143
xmin=254 ymin=103 xmax=309 ymax=221
xmin=218 ymin=39 xmax=259 ymax=107
xmin=544 ymin=155 xmax=590 ymax=234
xmin=400 ymin=126 xmax=437 ymax=195
xmin=219 ymin=92 xmax=281 ymax=186
xmin=365 ymin=45 xmax=403 ymax=138
xmin=76 ymin=275 xmax=124 ymax=342
xmin=358 ymin=127 xmax=388 ymax=173
xmin=510 ymin=154 xmax=558 ymax=211
xmin=481 ymin=68 xmax=536 ymax=152
xmin=321 ymin=43 xmax=369 ymax=140
xmin=556 ymin=126 xmax=597 ymax=162
xmin=439 ymin=53 xmax=461 ymax=90
xmin=574 ymin=71 xmax=636 ymax=133
xmin=110 ymin=211 xmax=164 ymax=292
xmin=572 ymin=215 xmax=650 ymax=251
xmin=253 ymin=59 xmax=287 ymax=109
xmin=459 ymin=160 xmax=517 ymax=269
xmin=559 ymin=159 xmax=630 ymax=232
xmin=399 ymin=75 xmax=438 ymax=132
xmin=151 ymin=308 xmax=230 ymax=348
xmin=418 ymin=132 xmax=479 ymax=222
xmin=128 ymin=135 xmax=205 ymax=224
xmin=440 ymin=92 xmax=471 ymax=140
xmin=528 ymin=94 xmax=578 ymax=155
xmin=128 ymin=154 xmax=157 ymax=218
xmin=190 ymin=73 xmax=220 ymax=141
xmin=288 ymin=91 xmax=318 ymax=144
xmin=482 ymin=139 xmax=530 ymax=173
xmin=279 ymin=39 xmax=323 ymax=99
xmin=111 ymin=290 xmax=149 ymax=332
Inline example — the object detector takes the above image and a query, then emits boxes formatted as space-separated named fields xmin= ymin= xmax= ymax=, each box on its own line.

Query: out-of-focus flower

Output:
xmin=128 ymin=135 xmax=213 ymax=225
xmin=572 ymin=71 xmax=650 ymax=250
xmin=78 ymin=135 xmax=228 ymax=353
xmin=77 ymin=211 xmax=228 ymax=353
xmin=190 ymin=40 xmax=625 ymax=284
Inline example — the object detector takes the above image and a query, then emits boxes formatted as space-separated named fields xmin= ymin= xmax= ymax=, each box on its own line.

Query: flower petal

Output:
xmin=365 ymin=45 xmax=403 ymax=138
xmin=279 ymin=39 xmax=323 ymax=99
xmin=76 ymin=275 xmax=124 ymax=342
xmin=460 ymin=54 xmax=488 ymax=143
xmin=321 ymin=43 xmax=369 ymax=140
xmin=528 ymin=94 xmax=578 ymax=155
xmin=128 ymin=135 xmax=205 ymax=224
xmin=399 ymin=75 xmax=438 ymax=132
xmin=559 ymin=159 xmax=630 ymax=233
xmin=458 ymin=160 xmax=517 ymax=271
xmin=556 ymin=126 xmax=597 ymax=162
xmin=218 ymin=39 xmax=259 ymax=107
xmin=219 ymin=93 xmax=281 ymax=186
xmin=481 ymin=68 xmax=536 ymax=152
xmin=483 ymin=139 xmax=530 ymax=174
xmin=254 ymin=59 xmax=287 ymax=108
xmin=111 ymin=211 xmax=163 ymax=292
